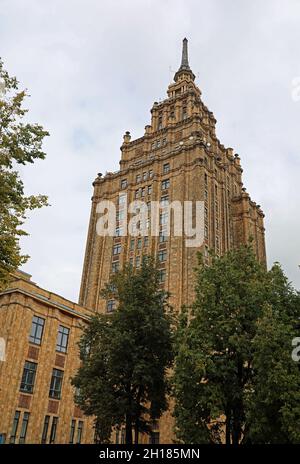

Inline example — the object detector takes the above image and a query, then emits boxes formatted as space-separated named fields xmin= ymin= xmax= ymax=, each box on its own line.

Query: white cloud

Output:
xmin=1 ymin=0 xmax=299 ymax=300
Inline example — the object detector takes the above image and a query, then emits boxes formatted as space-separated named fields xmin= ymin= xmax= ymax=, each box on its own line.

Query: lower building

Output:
xmin=0 ymin=271 xmax=95 ymax=444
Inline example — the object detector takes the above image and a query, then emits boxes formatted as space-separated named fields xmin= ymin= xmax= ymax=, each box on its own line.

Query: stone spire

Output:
xmin=174 ymin=38 xmax=195 ymax=82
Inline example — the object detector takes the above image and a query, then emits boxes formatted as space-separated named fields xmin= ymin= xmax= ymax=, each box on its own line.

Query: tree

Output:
xmin=0 ymin=58 xmax=48 ymax=289
xmin=72 ymin=257 xmax=174 ymax=444
xmin=173 ymin=246 xmax=300 ymax=444
xmin=245 ymin=265 xmax=300 ymax=443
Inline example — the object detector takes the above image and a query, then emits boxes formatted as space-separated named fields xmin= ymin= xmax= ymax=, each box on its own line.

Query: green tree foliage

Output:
xmin=72 ymin=258 xmax=174 ymax=444
xmin=0 ymin=58 xmax=49 ymax=289
xmin=173 ymin=246 xmax=300 ymax=444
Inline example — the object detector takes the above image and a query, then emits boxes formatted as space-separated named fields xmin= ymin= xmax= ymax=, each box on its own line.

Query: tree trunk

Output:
xmin=225 ymin=408 xmax=231 ymax=445
xmin=134 ymin=420 xmax=139 ymax=444
xmin=125 ymin=414 xmax=132 ymax=444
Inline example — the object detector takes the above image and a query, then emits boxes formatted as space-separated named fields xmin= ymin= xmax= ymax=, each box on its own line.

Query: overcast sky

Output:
xmin=1 ymin=0 xmax=300 ymax=301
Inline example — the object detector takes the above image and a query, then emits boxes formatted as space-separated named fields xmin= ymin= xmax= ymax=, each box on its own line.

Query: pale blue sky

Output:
xmin=1 ymin=0 xmax=300 ymax=301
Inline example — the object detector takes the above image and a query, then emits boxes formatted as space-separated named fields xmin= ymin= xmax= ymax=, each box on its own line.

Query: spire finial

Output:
xmin=174 ymin=37 xmax=195 ymax=82
xmin=181 ymin=37 xmax=190 ymax=69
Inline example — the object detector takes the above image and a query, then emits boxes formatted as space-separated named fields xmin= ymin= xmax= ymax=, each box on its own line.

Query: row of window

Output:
xmin=120 ymin=170 xmax=170 ymax=191
xmin=30 ymin=316 xmax=70 ymax=354
xmin=9 ymin=411 xmax=84 ymax=444
xmin=20 ymin=359 xmax=64 ymax=399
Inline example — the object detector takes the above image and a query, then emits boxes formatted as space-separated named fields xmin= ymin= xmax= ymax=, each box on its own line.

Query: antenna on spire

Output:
xmin=174 ymin=38 xmax=195 ymax=82
xmin=180 ymin=37 xmax=190 ymax=69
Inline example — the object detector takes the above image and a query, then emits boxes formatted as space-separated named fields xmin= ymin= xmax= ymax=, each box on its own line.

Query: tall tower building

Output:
xmin=79 ymin=38 xmax=266 ymax=317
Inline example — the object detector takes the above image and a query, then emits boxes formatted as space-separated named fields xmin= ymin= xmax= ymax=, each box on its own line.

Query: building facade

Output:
xmin=0 ymin=39 xmax=266 ymax=444
xmin=0 ymin=271 xmax=95 ymax=444
xmin=79 ymin=38 xmax=266 ymax=315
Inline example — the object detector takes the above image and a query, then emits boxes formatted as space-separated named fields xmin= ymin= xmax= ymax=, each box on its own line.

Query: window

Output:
xmin=143 ymin=172 xmax=147 ymax=181
xmin=137 ymin=238 xmax=142 ymax=249
xmin=113 ymin=244 xmax=121 ymax=255
xmin=158 ymin=114 xmax=163 ymax=130
xmin=116 ymin=210 xmax=124 ymax=221
xmin=112 ymin=261 xmax=120 ymax=273
xmin=182 ymin=107 xmax=187 ymax=120
xmin=29 ymin=316 xmax=45 ymax=345
xmin=130 ymin=238 xmax=135 ymax=250
xmin=129 ymin=258 xmax=134 ymax=267
xmin=136 ymin=174 xmax=141 ymax=183
xmin=77 ymin=421 xmax=84 ymax=444
xmin=10 ymin=411 xmax=20 ymax=443
xmin=115 ymin=226 xmax=123 ymax=237
xmin=157 ymin=140 xmax=161 ymax=148
xmin=160 ymin=195 xmax=169 ymax=207
xmin=161 ymin=179 xmax=170 ymax=190
xmin=160 ymin=212 xmax=169 ymax=225
xmin=149 ymin=432 xmax=160 ymax=444
xmin=69 ymin=420 xmax=76 ymax=444
xmin=135 ymin=256 xmax=141 ymax=268
xmin=158 ymin=250 xmax=167 ymax=262
xmin=49 ymin=369 xmax=64 ymax=399
xmin=106 ymin=300 xmax=116 ymax=313
xmin=159 ymin=231 xmax=168 ymax=243
xmin=0 ymin=434 xmax=6 ymax=444
xmin=205 ymin=225 xmax=209 ymax=239
xmin=49 ymin=417 xmax=58 ymax=444
xmin=41 ymin=416 xmax=50 ymax=444
xmin=148 ymin=185 xmax=152 ymax=195
xmin=56 ymin=325 xmax=70 ymax=353
xmin=118 ymin=194 xmax=126 ymax=205
xmin=149 ymin=170 xmax=153 ymax=179
xmin=144 ymin=236 xmax=149 ymax=247
xmin=158 ymin=269 xmax=166 ymax=283
xmin=135 ymin=189 xmax=140 ymax=199
xmin=19 ymin=412 xmax=30 ymax=444
xmin=163 ymin=163 xmax=170 ymax=174
xmin=120 ymin=179 xmax=127 ymax=189
xmin=20 ymin=361 xmax=37 ymax=394
xmin=162 ymin=138 xmax=167 ymax=146
xmin=141 ymin=187 xmax=145 ymax=197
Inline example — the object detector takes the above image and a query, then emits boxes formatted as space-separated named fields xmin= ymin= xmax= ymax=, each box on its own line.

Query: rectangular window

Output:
xmin=161 ymin=179 xmax=170 ymax=190
xmin=113 ymin=244 xmax=122 ymax=255
xmin=144 ymin=236 xmax=149 ymax=247
xmin=130 ymin=238 xmax=135 ymax=250
xmin=149 ymin=432 xmax=160 ymax=444
xmin=159 ymin=231 xmax=168 ymax=243
xmin=49 ymin=369 xmax=64 ymax=400
xmin=106 ymin=300 xmax=116 ymax=313
xmin=129 ymin=257 xmax=134 ymax=267
xmin=19 ymin=412 xmax=30 ymax=444
xmin=120 ymin=179 xmax=127 ymax=189
xmin=41 ymin=416 xmax=50 ymax=444
xmin=148 ymin=185 xmax=152 ymax=195
xmin=69 ymin=419 xmax=76 ymax=444
xmin=49 ymin=417 xmax=58 ymax=444
xmin=160 ymin=212 xmax=169 ymax=225
xmin=160 ymin=195 xmax=169 ymax=207
xmin=158 ymin=250 xmax=167 ymax=262
xmin=20 ymin=361 xmax=37 ymax=394
xmin=116 ymin=210 xmax=124 ymax=221
xmin=143 ymin=172 xmax=147 ymax=181
xmin=137 ymin=238 xmax=142 ymax=249
xmin=10 ymin=411 xmax=20 ymax=444
xmin=29 ymin=316 xmax=45 ymax=345
xmin=56 ymin=325 xmax=70 ymax=353
xmin=149 ymin=170 xmax=153 ymax=179
xmin=135 ymin=256 xmax=141 ymax=268
xmin=118 ymin=193 xmax=126 ymax=205
xmin=77 ymin=421 xmax=84 ymax=444
xmin=163 ymin=163 xmax=170 ymax=174
xmin=158 ymin=269 xmax=166 ymax=283
xmin=136 ymin=174 xmax=141 ymax=183
xmin=115 ymin=226 xmax=123 ymax=237
xmin=112 ymin=261 xmax=120 ymax=273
